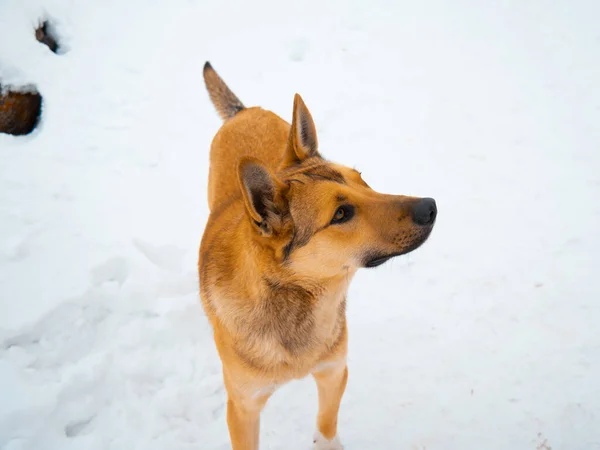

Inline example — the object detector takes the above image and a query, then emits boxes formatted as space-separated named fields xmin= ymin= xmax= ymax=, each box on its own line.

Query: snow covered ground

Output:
xmin=1 ymin=0 xmax=599 ymax=448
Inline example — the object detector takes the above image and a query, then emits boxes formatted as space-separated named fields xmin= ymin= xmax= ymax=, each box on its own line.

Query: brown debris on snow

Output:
xmin=0 ymin=86 xmax=42 ymax=135
xmin=35 ymin=21 xmax=59 ymax=53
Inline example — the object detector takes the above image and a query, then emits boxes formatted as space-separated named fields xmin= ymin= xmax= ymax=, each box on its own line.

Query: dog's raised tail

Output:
xmin=203 ymin=62 xmax=245 ymax=121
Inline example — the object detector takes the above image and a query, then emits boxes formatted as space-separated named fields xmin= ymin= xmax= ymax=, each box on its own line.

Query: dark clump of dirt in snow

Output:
xmin=35 ymin=20 xmax=60 ymax=53
xmin=0 ymin=85 xmax=42 ymax=136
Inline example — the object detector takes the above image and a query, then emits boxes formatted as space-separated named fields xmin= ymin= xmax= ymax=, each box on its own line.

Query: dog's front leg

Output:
xmin=312 ymin=363 xmax=348 ymax=449
xmin=225 ymin=382 xmax=273 ymax=450
xmin=226 ymin=396 xmax=260 ymax=450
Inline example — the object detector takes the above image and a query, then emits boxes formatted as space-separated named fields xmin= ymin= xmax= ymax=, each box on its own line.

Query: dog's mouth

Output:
xmin=365 ymin=255 xmax=396 ymax=268
xmin=363 ymin=228 xmax=433 ymax=268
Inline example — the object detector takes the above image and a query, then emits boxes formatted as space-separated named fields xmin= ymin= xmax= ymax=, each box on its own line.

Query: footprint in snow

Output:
xmin=64 ymin=415 xmax=95 ymax=438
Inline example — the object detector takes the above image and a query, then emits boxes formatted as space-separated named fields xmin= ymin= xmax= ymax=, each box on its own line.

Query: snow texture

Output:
xmin=1 ymin=0 xmax=599 ymax=449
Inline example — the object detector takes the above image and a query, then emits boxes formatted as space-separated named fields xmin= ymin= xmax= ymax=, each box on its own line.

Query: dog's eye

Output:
xmin=331 ymin=205 xmax=355 ymax=225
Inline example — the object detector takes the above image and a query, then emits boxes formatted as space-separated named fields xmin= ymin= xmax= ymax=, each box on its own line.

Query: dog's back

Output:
xmin=203 ymin=62 xmax=290 ymax=210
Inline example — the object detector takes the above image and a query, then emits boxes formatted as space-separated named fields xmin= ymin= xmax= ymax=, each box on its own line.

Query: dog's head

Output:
xmin=237 ymin=94 xmax=436 ymax=279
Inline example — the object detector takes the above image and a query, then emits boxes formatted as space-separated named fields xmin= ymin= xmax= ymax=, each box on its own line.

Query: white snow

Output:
xmin=1 ymin=0 xmax=599 ymax=449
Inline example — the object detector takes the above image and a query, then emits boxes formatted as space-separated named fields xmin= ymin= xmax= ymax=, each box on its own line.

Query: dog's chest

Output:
xmin=238 ymin=283 xmax=347 ymax=367
xmin=268 ymin=284 xmax=343 ymax=348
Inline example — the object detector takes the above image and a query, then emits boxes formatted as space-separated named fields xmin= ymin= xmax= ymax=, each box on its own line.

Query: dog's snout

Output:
xmin=411 ymin=198 xmax=437 ymax=226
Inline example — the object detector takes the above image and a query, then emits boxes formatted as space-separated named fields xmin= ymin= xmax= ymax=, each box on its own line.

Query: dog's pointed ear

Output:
xmin=281 ymin=94 xmax=320 ymax=168
xmin=238 ymin=157 xmax=285 ymax=236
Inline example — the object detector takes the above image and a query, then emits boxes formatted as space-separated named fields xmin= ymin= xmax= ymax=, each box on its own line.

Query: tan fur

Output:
xmin=203 ymin=62 xmax=246 ymax=122
xmin=198 ymin=62 xmax=437 ymax=449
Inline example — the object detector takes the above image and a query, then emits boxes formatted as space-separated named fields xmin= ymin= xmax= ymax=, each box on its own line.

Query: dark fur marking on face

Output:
xmin=282 ymin=221 xmax=331 ymax=261
xmin=302 ymin=165 xmax=345 ymax=184
xmin=283 ymin=226 xmax=313 ymax=261
xmin=282 ymin=233 xmax=296 ymax=261
xmin=282 ymin=159 xmax=345 ymax=184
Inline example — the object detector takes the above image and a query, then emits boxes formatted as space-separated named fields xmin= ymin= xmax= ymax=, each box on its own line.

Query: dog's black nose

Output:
xmin=412 ymin=198 xmax=437 ymax=226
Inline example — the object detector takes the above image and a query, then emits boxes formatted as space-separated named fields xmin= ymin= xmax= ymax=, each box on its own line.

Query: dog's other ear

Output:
xmin=281 ymin=94 xmax=321 ymax=168
xmin=238 ymin=157 xmax=285 ymax=236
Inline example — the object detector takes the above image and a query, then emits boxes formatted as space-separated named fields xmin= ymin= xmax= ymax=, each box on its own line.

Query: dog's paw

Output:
xmin=313 ymin=431 xmax=344 ymax=450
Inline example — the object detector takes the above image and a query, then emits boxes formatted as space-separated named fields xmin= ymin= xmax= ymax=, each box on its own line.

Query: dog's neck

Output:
xmin=234 ymin=217 xmax=354 ymax=300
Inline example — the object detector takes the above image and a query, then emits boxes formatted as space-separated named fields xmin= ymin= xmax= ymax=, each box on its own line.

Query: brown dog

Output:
xmin=198 ymin=62 xmax=437 ymax=449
